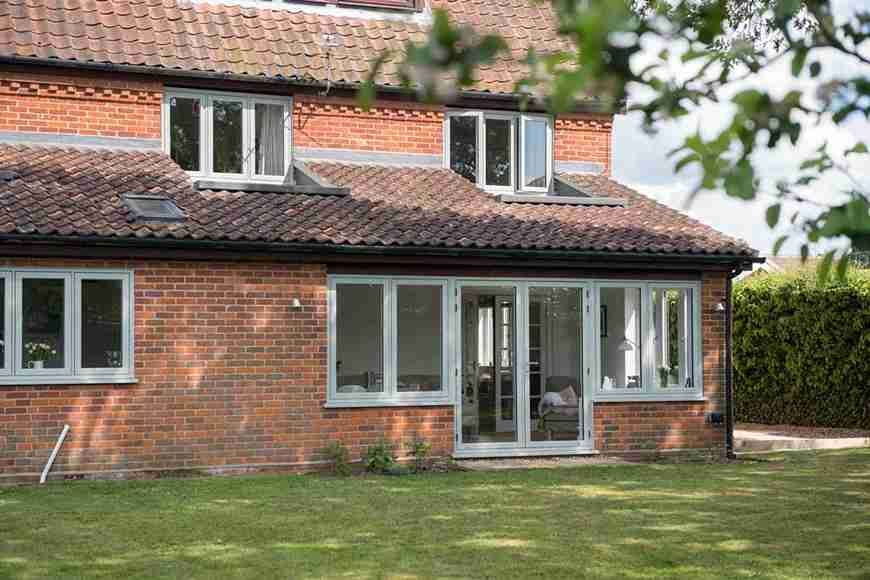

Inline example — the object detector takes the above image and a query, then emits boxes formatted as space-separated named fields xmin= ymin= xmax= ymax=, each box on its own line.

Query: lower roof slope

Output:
xmin=0 ymin=143 xmax=755 ymax=258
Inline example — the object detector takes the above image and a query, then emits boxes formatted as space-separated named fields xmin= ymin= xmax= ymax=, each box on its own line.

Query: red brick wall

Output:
xmin=555 ymin=113 xmax=613 ymax=174
xmin=0 ymin=70 xmax=162 ymax=139
xmin=294 ymin=95 xmax=444 ymax=155
xmin=593 ymin=272 xmax=729 ymax=457
xmin=0 ymin=258 xmax=453 ymax=482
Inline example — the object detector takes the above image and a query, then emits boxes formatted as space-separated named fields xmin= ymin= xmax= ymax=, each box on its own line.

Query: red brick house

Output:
xmin=0 ymin=0 xmax=759 ymax=482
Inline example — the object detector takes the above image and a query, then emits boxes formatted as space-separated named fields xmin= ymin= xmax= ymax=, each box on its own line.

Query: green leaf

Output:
xmin=791 ymin=47 xmax=807 ymax=77
xmin=724 ymin=160 xmax=756 ymax=200
xmin=809 ymin=61 xmax=821 ymax=77
xmin=817 ymin=251 xmax=835 ymax=285
xmin=772 ymin=235 xmax=788 ymax=256
xmin=766 ymin=203 xmax=782 ymax=228
xmin=845 ymin=142 xmax=868 ymax=156
xmin=835 ymin=254 xmax=850 ymax=282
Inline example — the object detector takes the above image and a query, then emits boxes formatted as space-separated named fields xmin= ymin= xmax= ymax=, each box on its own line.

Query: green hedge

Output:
xmin=733 ymin=270 xmax=870 ymax=428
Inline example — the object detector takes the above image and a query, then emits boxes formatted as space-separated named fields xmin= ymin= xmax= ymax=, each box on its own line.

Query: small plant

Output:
xmin=324 ymin=441 xmax=351 ymax=476
xmin=24 ymin=341 xmax=57 ymax=368
xmin=364 ymin=439 xmax=397 ymax=474
xmin=407 ymin=439 xmax=432 ymax=473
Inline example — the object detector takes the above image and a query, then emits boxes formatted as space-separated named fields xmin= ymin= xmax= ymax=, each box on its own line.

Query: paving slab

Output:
xmin=735 ymin=423 xmax=870 ymax=453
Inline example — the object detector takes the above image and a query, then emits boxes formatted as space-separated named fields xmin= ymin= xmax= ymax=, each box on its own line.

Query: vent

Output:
xmin=122 ymin=194 xmax=186 ymax=223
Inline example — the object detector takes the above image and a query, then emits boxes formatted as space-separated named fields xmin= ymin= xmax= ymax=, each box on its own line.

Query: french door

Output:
xmin=456 ymin=280 xmax=594 ymax=455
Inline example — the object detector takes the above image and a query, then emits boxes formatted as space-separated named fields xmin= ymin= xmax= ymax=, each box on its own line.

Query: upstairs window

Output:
xmin=446 ymin=111 xmax=553 ymax=193
xmin=164 ymin=90 xmax=291 ymax=182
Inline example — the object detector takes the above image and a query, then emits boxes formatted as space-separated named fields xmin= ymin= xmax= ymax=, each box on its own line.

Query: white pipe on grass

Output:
xmin=40 ymin=424 xmax=70 ymax=484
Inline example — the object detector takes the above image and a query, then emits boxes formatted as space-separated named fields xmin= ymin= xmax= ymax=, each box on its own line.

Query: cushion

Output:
xmin=559 ymin=386 xmax=578 ymax=406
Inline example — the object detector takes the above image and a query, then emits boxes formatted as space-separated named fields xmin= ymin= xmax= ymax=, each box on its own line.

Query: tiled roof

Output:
xmin=0 ymin=0 xmax=572 ymax=94
xmin=0 ymin=143 xmax=755 ymax=257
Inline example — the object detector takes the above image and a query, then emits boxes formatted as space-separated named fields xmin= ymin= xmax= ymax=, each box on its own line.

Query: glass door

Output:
xmin=526 ymin=285 xmax=591 ymax=447
xmin=459 ymin=284 xmax=518 ymax=447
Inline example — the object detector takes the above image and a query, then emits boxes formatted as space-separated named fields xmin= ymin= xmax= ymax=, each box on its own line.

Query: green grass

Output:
xmin=2 ymin=449 xmax=870 ymax=579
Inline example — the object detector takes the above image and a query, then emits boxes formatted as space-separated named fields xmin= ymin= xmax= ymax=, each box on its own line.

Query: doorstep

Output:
xmin=452 ymin=447 xmax=600 ymax=460
xmin=457 ymin=454 xmax=625 ymax=471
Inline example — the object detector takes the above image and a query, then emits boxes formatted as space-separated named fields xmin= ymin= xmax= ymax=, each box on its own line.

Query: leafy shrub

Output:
xmin=407 ymin=439 xmax=432 ymax=473
xmin=733 ymin=270 xmax=870 ymax=428
xmin=364 ymin=439 xmax=397 ymax=474
xmin=324 ymin=441 xmax=351 ymax=476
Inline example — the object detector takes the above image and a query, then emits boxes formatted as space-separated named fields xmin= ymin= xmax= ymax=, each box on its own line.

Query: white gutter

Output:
xmin=40 ymin=424 xmax=70 ymax=484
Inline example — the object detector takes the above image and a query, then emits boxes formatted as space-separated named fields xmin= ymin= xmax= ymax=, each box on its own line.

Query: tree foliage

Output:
xmin=361 ymin=0 xmax=870 ymax=277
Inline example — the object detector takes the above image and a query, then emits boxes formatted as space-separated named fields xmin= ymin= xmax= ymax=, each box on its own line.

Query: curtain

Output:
xmin=255 ymin=104 xmax=285 ymax=176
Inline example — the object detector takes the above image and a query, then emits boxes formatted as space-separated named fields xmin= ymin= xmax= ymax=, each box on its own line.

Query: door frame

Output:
xmin=453 ymin=278 xmax=595 ymax=457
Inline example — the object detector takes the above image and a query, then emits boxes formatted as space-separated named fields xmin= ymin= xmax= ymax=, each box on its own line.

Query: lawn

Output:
xmin=2 ymin=449 xmax=869 ymax=580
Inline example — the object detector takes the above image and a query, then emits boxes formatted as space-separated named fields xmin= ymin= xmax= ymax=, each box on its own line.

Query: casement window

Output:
xmin=163 ymin=90 xmax=292 ymax=182
xmin=257 ymin=0 xmax=419 ymax=9
xmin=328 ymin=277 xmax=450 ymax=406
xmin=596 ymin=282 xmax=702 ymax=399
xmin=445 ymin=111 xmax=554 ymax=193
xmin=0 ymin=270 xmax=134 ymax=385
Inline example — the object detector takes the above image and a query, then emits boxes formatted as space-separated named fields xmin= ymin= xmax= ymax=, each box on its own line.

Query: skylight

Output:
xmin=122 ymin=195 xmax=186 ymax=223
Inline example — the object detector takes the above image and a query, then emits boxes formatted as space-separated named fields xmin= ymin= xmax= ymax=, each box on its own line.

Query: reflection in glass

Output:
xmin=22 ymin=278 xmax=65 ymax=370
xmin=336 ymin=284 xmax=384 ymax=393
xmin=213 ymin=100 xmax=244 ymax=174
xmin=397 ymin=285 xmax=442 ymax=393
xmin=81 ymin=279 xmax=123 ymax=369
xmin=450 ymin=116 xmax=478 ymax=183
xmin=460 ymin=287 xmax=517 ymax=443
xmin=169 ymin=97 xmax=200 ymax=171
xmin=529 ymin=287 xmax=583 ymax=442
xmin=485 ymin=118 xmax=512 ymax=187
xmin=653 ymin=287 xmax=693 ymax=389
xmin=599 ymin=287 xmax=642 ymax=390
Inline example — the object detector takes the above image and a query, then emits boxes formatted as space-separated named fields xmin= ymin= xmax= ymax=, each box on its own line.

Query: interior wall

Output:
xmin=600 ymin=287 xmax=627 ymax=383
xmin=336 ymin=284 xmax=383 ymax=379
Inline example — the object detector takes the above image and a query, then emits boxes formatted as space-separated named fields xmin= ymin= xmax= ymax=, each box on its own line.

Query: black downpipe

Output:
xmin=725 ymin=272 xmax=737 ymax=458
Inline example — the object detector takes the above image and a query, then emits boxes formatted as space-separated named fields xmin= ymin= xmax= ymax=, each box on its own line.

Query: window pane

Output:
xmin=22 ymin=278 xmax=65 ymax=370
xmin=600 ymin=287 xmax=642 ymax=390
xmin=169 ymin=96 xmax=200 ymax=171
xmin=653 ymin=288 xmax=693 ymax=389
xmin=450 ymin=116 xmax=478 ymax=183
xmin=213 ymin=100 xmax=244 ymax=174
xmin=523 ymin=119 xmax=548 ymax=189
xmin=530 ymin=287 xmax=583 ymax=442
xmin=397 ymin=285 xmax=442 ymax=393
xmin=0 ymin=280 xmax=5 ymax=369
xmin=82 ymin=279 xmax=124 ymax=369
xmin=255 ymin=103 xmax=285 ymax=176
xmin=336 ymin=284 xmax=384 ymax=393
xmin=485 ymin=118 xmax=512 ymax=187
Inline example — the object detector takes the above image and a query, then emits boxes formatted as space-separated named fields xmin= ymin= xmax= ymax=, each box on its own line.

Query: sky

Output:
xmin=610 ymin=0 xmax=869 ymax=256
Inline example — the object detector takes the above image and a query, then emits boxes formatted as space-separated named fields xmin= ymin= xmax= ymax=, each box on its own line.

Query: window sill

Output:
xmin=593 ymin=393 xmax=706 ymax=403
xmin=324 ymin=398 xmax=452 ymax=409
xmin=0 ymin=375 xmax=138 ymax=386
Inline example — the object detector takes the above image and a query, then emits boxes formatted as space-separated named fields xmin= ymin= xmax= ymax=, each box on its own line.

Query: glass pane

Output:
xmin=397 ymin=285 xmax=442 ymax=393
xmin=335 ymin=284 xmax=384 ymax=393
xmin=81 ymin=279 xmax=124 ymax=369
xmin=22 ymin=278 xmax=65 ymax=370
xmin=213 ymin=100 xmax=244 ymax=174
xmin=169 ymin=96 xmax=200 ymax=171
xmin=600 ymin=287 xmax=642 ymax=390
xmin=460 ymin=286 xmax=517 ymax=444
xmin=530 ymin=287 xmax=583 ymax=442
xmin=255 ymin=103 xmax=285 ymax=176
xmin=523 ymin=119 xmax=548 ymax=189
xmin=0 ymin=280 xmax=5 ymax=369
xmin=653 ymin=287 xmax=693 ymax=389
xmin=485 ymin=118 xmax=512 ymax=187
xmin=449 ymin=116 xmax=478 ymax=183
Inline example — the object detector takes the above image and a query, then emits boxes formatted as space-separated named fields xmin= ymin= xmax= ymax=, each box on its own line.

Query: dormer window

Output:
xmin=163 ymin=89 xmax=292 ymax=182
xmin=446 ymin=111 xmax=553 ymax=193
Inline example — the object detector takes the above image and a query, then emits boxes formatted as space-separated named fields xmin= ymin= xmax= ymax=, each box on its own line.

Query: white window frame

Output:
xmin=327 ymin=276 xmax=451 ymax=407
xmin=162 ymin=89 xmax=292 ymax=183
xmin=444 ymin=110 xmax=554 ymax=194
xmin=1 ymin=269 xmax=135 ymax=386
xmin=649 ymin=283 xmax=702 ymax=395
xmin=593 ymin=281 xmax=703 ymax=401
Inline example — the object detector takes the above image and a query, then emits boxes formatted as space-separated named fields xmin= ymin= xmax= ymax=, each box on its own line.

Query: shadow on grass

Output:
xmin=1 ymin=448 xmax=869 ymax=579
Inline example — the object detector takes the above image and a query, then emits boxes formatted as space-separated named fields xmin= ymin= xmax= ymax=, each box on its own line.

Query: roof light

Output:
xmin=122 ymin=194 xmax=186 ymax=223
